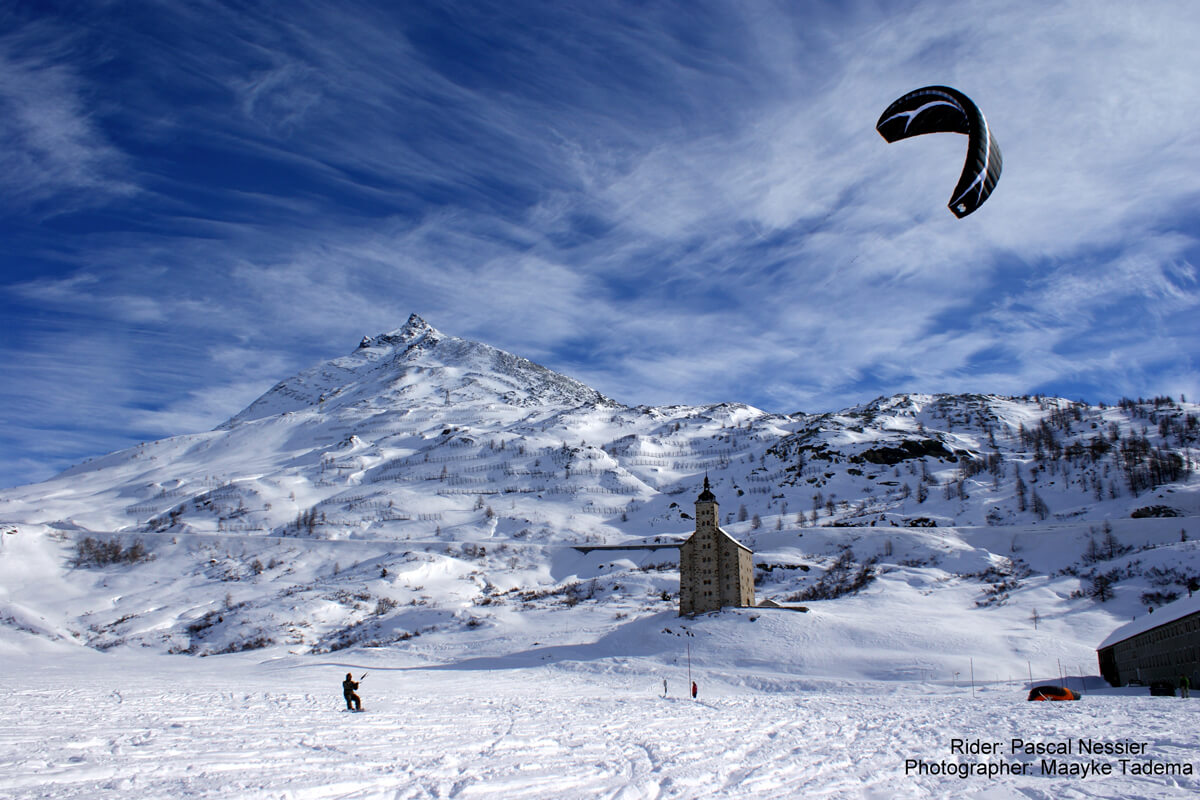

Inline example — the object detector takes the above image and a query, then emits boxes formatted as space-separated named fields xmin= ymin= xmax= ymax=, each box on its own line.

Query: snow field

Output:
xmin=4 ymin=518 xmax=1199 ymax=799
xmin=3 ymin=649 xmax=1198 ymax=800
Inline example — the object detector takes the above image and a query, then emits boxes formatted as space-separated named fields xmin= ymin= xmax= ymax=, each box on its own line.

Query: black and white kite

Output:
xmin=876 ymin=86 xmax=1002 ymax=218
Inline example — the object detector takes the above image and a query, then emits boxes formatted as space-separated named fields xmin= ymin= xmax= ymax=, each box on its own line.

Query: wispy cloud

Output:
xmin=0 ymin=20 xmax=136 ymax=214
xmin=1 ymin=0 xmax=1198 ymax=487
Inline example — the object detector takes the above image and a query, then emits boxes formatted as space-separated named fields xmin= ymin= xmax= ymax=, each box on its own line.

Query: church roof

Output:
xmin=683 ymin=524 xmax=753 ymax=554
xmin=697 ymin=475 xmax=716 ymax=503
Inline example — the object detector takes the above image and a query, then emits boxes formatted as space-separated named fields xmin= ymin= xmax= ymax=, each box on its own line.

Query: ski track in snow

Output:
xmin=2 ymin=654 xmax=1198 ymax=799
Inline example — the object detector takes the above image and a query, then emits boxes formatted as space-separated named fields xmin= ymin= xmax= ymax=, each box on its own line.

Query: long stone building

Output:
xmin=1097 ymin=593 xmax=1200 ymax=689
xmin=679 ymin=477 xmax=754 ymax=615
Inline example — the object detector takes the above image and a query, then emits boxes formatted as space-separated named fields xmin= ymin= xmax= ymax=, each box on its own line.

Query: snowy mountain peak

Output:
xmin=221 ymin=314 xmax=614 ymax=427
xmin=372 ymin=313 xmax=439 ymax=349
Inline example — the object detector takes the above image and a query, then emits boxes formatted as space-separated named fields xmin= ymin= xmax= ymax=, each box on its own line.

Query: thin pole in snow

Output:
xmin=970 ymin=658 xmax=975 ymax=698
xmin=683 ymin=628 xmax=695 ymax=700
xmin=1027 ymin=660 xmax=1033 ymax=688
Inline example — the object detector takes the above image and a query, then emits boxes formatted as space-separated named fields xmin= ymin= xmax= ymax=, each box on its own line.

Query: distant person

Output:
xmin=343 ymin=673 xmax=362 ymax=711
xmin=1181 ymin=675 xmax=1191 ymax=699
xmin=691 ymin=681 xmax=698 ymax=699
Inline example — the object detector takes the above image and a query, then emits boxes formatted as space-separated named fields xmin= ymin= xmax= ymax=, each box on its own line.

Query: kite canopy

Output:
xmin=876 ymin=85 xmax=1003 ymax=218
xmin=1027 ymin=685 xmax=1080 ymax=701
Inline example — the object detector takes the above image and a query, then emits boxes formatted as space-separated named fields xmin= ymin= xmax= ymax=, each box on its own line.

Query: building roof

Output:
xmin=685 ymin=524 xmax=752 ymax=555
xmin=697 ymin=475 xmax=716 ymax=503
xmin=1098 ymin=592 xmax=1200 ymax=649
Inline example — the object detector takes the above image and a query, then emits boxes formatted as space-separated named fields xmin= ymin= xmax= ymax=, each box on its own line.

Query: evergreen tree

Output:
xmin=1031 ymin=490 xmax=1049 ymax=520
xmin=1090 ymin=571 xmax=1115 ymax=602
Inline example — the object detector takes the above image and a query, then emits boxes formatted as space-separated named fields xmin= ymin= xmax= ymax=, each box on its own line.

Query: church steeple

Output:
xmin=695 ymin=474 xmax=717 ymax=528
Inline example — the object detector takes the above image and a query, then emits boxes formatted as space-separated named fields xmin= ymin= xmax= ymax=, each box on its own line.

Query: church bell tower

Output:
xmin=678 ymin=476 xmax=755 ymax=615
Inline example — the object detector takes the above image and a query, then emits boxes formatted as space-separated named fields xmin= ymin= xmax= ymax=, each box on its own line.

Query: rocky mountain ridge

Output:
xmin=222 ymin=314 xmax=614 ymax=428
xmin=3 ymin=318 xmax=1197 ymax=539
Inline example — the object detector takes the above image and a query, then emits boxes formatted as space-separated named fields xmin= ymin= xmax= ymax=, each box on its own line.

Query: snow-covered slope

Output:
xmin=1 ymin=315 xmax=1198 ymax=677
xmin=5 ymin=315 xmax=1200 ymax=797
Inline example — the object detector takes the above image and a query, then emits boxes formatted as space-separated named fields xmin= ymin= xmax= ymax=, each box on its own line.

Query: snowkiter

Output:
xmin=691 ymin=681 xmax=698 ymax=699
xmin=343 ymin=673 xmax=362 ymax=711
xmin=1181 ymin=675 xmax=1191 ymax=699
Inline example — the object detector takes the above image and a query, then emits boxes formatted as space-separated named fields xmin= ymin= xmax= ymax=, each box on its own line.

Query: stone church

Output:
xmin=678 ymin=477 xmax=755 ymax=615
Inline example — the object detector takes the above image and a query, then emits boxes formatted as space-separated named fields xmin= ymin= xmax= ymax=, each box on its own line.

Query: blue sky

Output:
xmin=2 ymin=0 xmax=1199 ymax=488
